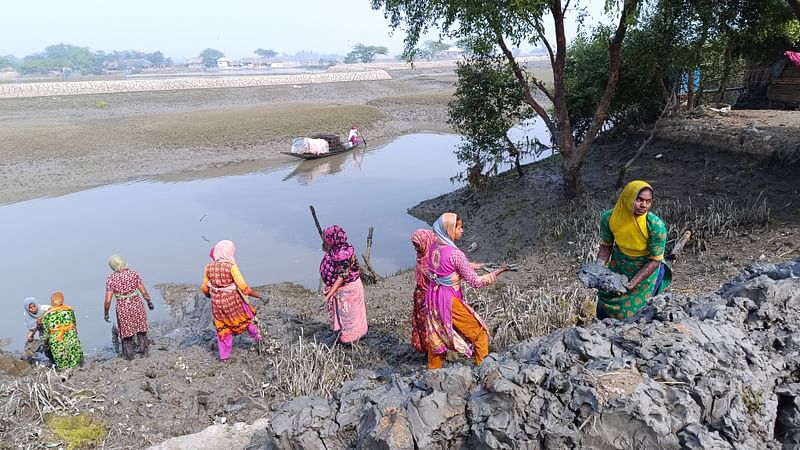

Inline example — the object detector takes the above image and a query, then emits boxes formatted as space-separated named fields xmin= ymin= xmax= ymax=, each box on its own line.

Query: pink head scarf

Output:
xmin=319 ymin=225 xmax=359 ymax=288
xmin=411 ymin=229 xmax=435 ymax=289
xmin=212 ymin=240 xmax=237 ymax=265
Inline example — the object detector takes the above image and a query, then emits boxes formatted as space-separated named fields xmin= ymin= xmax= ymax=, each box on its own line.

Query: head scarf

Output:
xmin=609 ymin=180 xmax=652 ymax=257
xmin=209 ymin=245 xmax=215 ymax=260
xmin=319 ymin=225 xmax=359 ymax=288
xmin=212 ymin=240 xmax=237 ymax=265
xmin=50 ymin=291 xmax=65 ymax=307
xmin=24 ymin=297 xmax=43 ymax=330
xmin=432 ymin=212 xmax=459 ymax=248
xmin=411 ymin=229 xmax=435 ymax=289
xmin=109 ymin=254 xmax=128 ymax=272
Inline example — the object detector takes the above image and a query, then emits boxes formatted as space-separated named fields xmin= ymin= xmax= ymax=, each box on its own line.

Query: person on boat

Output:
xmin=202 ymin=240 xmax=264 ymax=361
xmin=345 ymin=125 xmax=363 ymax=149
xmin=425 ymin=212 xmax=507 ymax=369
xmin=22 ymin=297 xmax=53 ymax=364
xmin=595 ymin=180 xmax=672 ymax=320
xmin=410 ymin=229 xmax=435 ymax=353
xmin=41 ymin=292 xmax=84 ymax=371
xmin=104 ymin=255 xmax=154 ymax=359
xmin=319 ymin=225 xmax=367 ymax=345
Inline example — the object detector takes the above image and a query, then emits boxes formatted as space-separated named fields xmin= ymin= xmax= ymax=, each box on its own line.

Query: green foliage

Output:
xmin=45 ymin=413 xmax=108 ymax=450
xmin=0 ymin=55 xmax=12 ymax=69
xmin=345 ymin=43 xmax=388 ymax=63
xmin=566 ymin=0 xmax=799 ymax=134
xmin=199 ymin=48 xmax=225 ymax=67
xmin=255 ymin=48 xmax=278 ymax=58
xmin=565 ymin=27 xmax=666 ymax=138
xmin=417 ymin=40 xmax=451 ymax=60
xmin=448 ymin=54 xmax=532 ymax=185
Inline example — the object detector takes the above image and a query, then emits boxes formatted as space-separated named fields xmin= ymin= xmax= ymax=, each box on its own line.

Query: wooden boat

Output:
xmin=281 ymin=133 xmax=361 ymax=160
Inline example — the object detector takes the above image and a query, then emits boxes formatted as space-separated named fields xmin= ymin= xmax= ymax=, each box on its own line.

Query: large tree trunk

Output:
xmin=497 ymin=0 xmax=636 ymax=199
xmin=562 ymin=155 xmax=585 ymax=198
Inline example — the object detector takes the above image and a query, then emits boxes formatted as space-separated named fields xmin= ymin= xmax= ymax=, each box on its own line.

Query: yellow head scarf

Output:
xmin=609 ymin=180 xmax=652 ymax=257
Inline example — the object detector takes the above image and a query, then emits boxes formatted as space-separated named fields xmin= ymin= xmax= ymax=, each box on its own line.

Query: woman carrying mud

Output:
xmin=595 ymin=180 xmax=672 ymax=320
xmin=104 ymin=255 xmax=154 ymax=359
xmin=319 ymin=225 xmax=367 ymax=345
xmin=425 ymin=212 xmax=507 ymax=369
xmin=202 ymin=240 xmax=264 ymax=361
xmin=41 ymin=292 xmax=84 ymax=371
xmin=410 ymin=229 xmax=435 ymax=353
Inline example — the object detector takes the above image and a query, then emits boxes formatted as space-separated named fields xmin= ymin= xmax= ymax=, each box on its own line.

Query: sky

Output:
xmin=1 ymin=0 xmax=611 ymax=60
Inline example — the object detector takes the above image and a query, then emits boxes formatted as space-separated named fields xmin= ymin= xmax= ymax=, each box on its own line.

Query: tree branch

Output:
xmin=574 ymin=0 xmax=633 ymax=162
xmin=790 ymin=0 xmax=800 ymax=20
xmin=549 ymin=0 xmax=575 ymax=157
xmin=496 ymin=34 xmax=557 ymax=135
xmin=615 ymin=91 xmax=675 ymax=188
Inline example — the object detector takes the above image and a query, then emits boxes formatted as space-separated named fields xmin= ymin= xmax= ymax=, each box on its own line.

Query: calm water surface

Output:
xmin=1 ymin=121 xmax=552 ymax=354
xmin=1 ymin=133 xmax=470 ymax=353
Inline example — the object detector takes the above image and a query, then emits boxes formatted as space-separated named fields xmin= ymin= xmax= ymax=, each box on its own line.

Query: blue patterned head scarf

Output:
xmin=432 ymin=212 xmax=459 ymax=248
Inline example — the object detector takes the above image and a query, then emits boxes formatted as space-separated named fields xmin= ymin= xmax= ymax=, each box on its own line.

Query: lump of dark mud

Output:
xmin=252 ymin=258 xmax=800 ymax=450
xmin=577 ymin=262 xmax=628 ymax=295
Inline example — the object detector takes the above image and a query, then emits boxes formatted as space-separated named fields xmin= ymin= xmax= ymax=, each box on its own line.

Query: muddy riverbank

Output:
xmin=1 ymin=74 xmax=799 ymax=448
xmin=0 ymin=68 xmax=456 ymax=204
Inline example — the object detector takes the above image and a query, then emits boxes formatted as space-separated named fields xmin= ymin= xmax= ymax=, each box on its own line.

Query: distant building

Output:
xmin=217 ymin=57 xmax=233 ymax=69
xmin=185 ymin=57 xmax=203 ymax=70
xmin=442 ymin=47 xmax=465 ymax=60
xmin=122 ymin=59 xmax=153 ymax=70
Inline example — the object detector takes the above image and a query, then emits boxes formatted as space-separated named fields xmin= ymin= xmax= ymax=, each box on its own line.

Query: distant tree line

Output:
xmin=0 ymin=43 xmax=172 ymax=75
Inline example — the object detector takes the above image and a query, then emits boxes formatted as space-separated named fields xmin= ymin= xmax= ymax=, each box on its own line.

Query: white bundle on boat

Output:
xmin=290 ymin=137 xmax=330 ymax=155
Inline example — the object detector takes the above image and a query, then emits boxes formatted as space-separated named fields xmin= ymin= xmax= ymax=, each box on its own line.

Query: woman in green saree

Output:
xmin=41 ymin=291 xmax=84 ymax=370
xmin=596 ymin=180 xmax=672 ymax=320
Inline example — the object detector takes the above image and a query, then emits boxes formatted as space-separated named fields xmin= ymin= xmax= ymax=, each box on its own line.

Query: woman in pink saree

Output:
xmin=320 ymin=225 xmax=368 ymax=343
xmin=425 ymin=212 xmax=507 ymax=369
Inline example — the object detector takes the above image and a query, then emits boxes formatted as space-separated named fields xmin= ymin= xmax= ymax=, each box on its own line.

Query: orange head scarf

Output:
xmin=609 ymin=180 xmax=652 ymax=257
xmin=50 ymin=291 xmax=65 ymax=306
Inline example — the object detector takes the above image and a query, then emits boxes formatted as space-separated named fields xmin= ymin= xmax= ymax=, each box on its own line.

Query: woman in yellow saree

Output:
xmin=596 ymin=180 xmax=672 ymax=320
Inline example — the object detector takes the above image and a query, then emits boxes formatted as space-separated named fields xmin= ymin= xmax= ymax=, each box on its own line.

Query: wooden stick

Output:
xmin=309 ymin=205 xmax=325 ymax=293
xmin=670 ymin=230 xmax=692 ymax=259
xmin=309 ymin=205 xmax=323 ymax=241
xmin=361 ymin=226 xmax=381 ymax=283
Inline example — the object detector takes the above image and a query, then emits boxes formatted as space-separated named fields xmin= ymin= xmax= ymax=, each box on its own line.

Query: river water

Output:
xmin=1 ymin=133 xmax=472 ymax=353
xmin=0 ymin=123 xmax=551 ymax=354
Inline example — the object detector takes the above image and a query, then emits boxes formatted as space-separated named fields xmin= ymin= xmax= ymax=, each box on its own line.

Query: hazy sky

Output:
xmin=1 ymin=0 xmax=610 ymax=60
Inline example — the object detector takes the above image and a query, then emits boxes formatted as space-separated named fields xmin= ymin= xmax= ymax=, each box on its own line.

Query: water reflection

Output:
xmin=282 ymin=147 xmax=366 ymax=185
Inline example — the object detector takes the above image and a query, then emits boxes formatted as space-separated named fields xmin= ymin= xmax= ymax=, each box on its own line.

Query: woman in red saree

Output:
xmin=410 ymin=229 xmax=435 ymax=353
xmin=202 ymin=240 xmax=263 ymax=361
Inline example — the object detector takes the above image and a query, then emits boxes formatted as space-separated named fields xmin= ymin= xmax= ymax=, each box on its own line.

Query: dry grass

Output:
xmin=541 ymin=194 xmax=771 ymax=262
xmin=0 ymin=370 xmax=99 ymax=448
xmin=0 ymin=104 xmax=387 ymax=157
xmin=470 ymin=278 xmax=596 ymax=350
xmin=368 ymin=92 xmax=454 ymax=107
xmin=265 ymin=334 xmax=355 ymax=398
